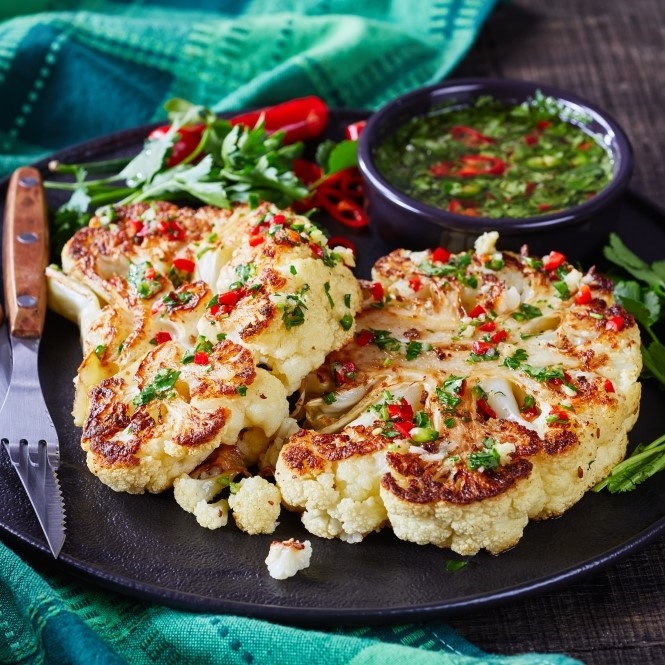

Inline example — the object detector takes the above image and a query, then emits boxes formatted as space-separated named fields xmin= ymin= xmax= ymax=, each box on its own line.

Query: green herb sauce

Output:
xmin=373 ymin=94 xmax=613 ymax=218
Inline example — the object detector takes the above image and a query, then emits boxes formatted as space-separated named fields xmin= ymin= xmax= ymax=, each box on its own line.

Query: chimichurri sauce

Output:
xmin=373 ymin=94 xmax=613 ymax=218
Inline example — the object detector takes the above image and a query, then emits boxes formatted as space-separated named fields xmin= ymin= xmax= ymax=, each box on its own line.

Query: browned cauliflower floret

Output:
xmin=275 ymin=233 xmax=642 ymax=555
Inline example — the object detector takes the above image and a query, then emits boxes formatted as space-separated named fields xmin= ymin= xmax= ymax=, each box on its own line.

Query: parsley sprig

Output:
xmin=593 ymin=234 xmax=665 ymax=493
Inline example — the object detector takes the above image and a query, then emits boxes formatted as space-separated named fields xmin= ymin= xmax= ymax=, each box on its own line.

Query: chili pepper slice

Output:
xmin=327 ymin=235 xmax=357 ymax=256
xmin=370 ymin=282 xmax=384 ymax=301
xmin=387 ymin=398 xmax=414 ymax=422
xmin=450 ymin=125 xmax=496 ymax=146
xmin=472 ymin=340 xmax=495 ymax=356
xmin=428 ymin=161 xmax=456 ymax=177
xmin=605 ymin=315 xmax=625 ymax=332
xmin=153 ymin=331 xmax=172 ymax=344
xmin=393 ymin=420 xmax=414 ymax=438
xmin=230 ymin=96 xmax=329 ymax=144
xmin=478 ymin=320 xmax=496 ymax=332
xmin=457 ymin=155 xmax=507 ymax=177
xmin=316 ymin=188 xmax=368 ymax=229
xmin=194 ymin=351 xmax=210 ymax=365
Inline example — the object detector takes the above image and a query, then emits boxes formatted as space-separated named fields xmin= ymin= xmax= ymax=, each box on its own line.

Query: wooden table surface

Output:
xmin=446 ymin=1 xmax=665 ymax=663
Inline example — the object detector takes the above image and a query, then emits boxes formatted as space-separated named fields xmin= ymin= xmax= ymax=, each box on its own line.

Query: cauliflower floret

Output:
xmin=228 ymin=476 xmax=282 ymax=534
xmin=265 ymin=539 xmax=312 ymax=580
xmin=173 ymin=475 xmax=230 ymax=530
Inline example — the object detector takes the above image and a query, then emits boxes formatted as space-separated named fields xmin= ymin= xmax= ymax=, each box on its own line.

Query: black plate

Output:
xmin=1 ymin=112 xmax=664 ymax=626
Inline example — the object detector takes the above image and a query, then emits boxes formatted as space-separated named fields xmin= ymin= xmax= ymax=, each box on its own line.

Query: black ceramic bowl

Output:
xmin=357 ymin=78 xmax=633 ymax=261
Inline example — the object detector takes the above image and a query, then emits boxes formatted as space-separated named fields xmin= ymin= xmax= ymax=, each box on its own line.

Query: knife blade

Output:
xmin=1 ymin=166 xmax=66 ymax=557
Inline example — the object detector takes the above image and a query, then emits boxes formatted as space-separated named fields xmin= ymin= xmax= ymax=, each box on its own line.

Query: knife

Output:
xmin=1 ymin=166 xmax=66 ymax=558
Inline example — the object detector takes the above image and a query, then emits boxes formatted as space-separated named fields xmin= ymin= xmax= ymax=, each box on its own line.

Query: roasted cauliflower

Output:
xmin=275 ymin=233 xmax=642 ymax=555
xmin=48 ymin=201 xmax=362 ymax=499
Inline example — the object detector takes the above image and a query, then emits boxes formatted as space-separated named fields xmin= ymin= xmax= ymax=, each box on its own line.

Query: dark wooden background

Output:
xmin=446 ymin=1 xmax=665 ymax=663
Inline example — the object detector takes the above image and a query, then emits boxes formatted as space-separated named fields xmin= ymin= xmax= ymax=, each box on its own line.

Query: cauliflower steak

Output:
xmin=275 ymin=233 xmax=642 ymax=555
xmin=48 ymin=201 xmax=361 ymax=497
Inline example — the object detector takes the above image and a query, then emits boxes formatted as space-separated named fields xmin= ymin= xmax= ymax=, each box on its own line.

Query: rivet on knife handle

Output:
xmin=2 ymin=166 xmax=49 ymax=339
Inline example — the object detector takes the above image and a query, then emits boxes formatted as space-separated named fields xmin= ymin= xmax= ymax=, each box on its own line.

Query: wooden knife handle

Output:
xmin=3 ymin=166 xmax=49 ymax=338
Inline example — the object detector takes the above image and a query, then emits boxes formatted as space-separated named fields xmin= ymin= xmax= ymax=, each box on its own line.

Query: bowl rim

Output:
xmin=357 ymin=77 xmax=634 ymax=235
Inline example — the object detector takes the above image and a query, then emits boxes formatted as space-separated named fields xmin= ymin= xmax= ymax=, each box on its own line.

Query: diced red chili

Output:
xmin=543 ymin=250 xmax=566 ymax=271
xmin=428 ymin=161 xmax=455 ymax=177
xmin=476 ymin=399 xmax=496 ymax=419
xmin=248 ymin=235 xmax=264 ymax=247
xmin=153 ymin=331 xmax=172 ymax=344
xmin=604 ymin=378 xmax=615 ymax=393
xmin=327 ymin=235 xmax=357 ymax=256
xmin=370 ymin=282 xmax=384 ymax=301
xmin=468 ymin=304 xmax=486 ymax=319
xmin=472 ymin=340 xmax=494 ymax=356
xmin=605 ymin=315 xmax=625 ymax=332
xmin=194 ymin=351 xmax=209 ymax=365
xmin=393 ymin=420 xmax=414 ymax=438
xmin=144 ymin=266 xmax=157 ymax=280
xmin=408 ymin=276 xmax=422 ymax=292
xmin=355 ymin=329 xmax=375 ymax=346
xmin=478 ymin=320 xmax=496 ymax=332
xmin=490 ymin=329 xmax=508 ymax=344
xmin=173 ymin=257 xmax=195 ymax=273
xmin=431 ymin=246 xmax=451 ymax=263
xmin=575 ymin=283 xmax=592 ymax=305
xmin=333 ymin=361 xmax=357 ymax=385
xmin=387 ymin=398 xmax=414 ymax=422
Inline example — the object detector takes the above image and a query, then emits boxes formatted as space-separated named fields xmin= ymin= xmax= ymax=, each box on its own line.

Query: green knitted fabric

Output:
xmin=0 ymin=0 xmax=498 ymax=177
xmin=0 ymin=2 xmax=586 ymax=664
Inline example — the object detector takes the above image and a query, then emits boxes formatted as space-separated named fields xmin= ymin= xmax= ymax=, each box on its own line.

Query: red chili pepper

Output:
xmin=327 ymin=235 xmax=357 ymax=256
xmin=431 ymin=246 xmax=451 ymax=263
xmin=468 ymin=304 xmax=486 ymax=319
xmin=148 ymin=123 xmax=206 ymax=167
xmin=355 ymin=329 xmax=375 ymax=347
xmin=130 ymin=219 xmax=144 ymax=235
xmin=605 ymin=315 xmax=625 ymax=332
xmin=345 ymin=120 xmax=366 ymax=141
xmin=537 ymin=120 xmax=552 ymax=131
xmin=457 ymin=155 xmax=506 ymax=177
xmin=173 ymin=257 xmax=195 ymax=273
xmin=333 ymin=361 xmax=357 ymax=385
xmin=408 ymin=276 xmax=422 ymax=292
xmin=248 ymin=235 xmax=264 ymax=247
xmin=524 ymin=133 xmax=539 ymax=146
xmin=316 ymin=188 xmax=368 ymax=229
xmin=538 ymin=203 xmax=552 ymax=213
xmin=387 ymin=398 xmax=414 ymax=422
xmin=548 ymin=407 xmax=570 ymax=422
xmin=543 ymin=250 xmax=566 ymax=271
xmin=451 ymin=125 xmax=496 ymax=146
xmin=447 ymin=198 xmax=479 ymax=216
xmin=229 ymin=96 xmax=329 ymax=144
xmin=604 ymin=378 xmax=615 ymax=393
xmin=194 ymin=351 xmax=209 ymax=365
xmin=478 ymin=320 xmax=496 ymax=332
xmin=370 ymin=282 xmax=384 ymax=301
xmin=293 ymin=158 xmax=323 ymax=185
xmin=393 ymin=420 xmax=414 ymax=438
xmin=490 ymin=329 xmax=508 ymax=344
xmin=575 ymin=283 xmax=592 ymax=305
xmin=521 ymin=405 xmax=539 ymax=421
xmin=157 ymin=219 xmax=186 ymax=241
xmin=216 ymin=288 xmax=246 ymax=308
xmin=472 ymin=340 xmax=494 ymax=356
xmin=144 ymin=266 xmax=157 ymax=280
xmin=477 ymin=399 xmax=496 ymax=419
xmin=310 ymin=243 xmax=324 ymax=259
xmin=428 ymin=161 xmax=455 ymax=177
xmin=318 ymin=168 xmax=365 ymax=202
xmin=577 ymin=140 xmax=593 ymax=152
xmin=153 ymin=331 xmax=172 ymax=344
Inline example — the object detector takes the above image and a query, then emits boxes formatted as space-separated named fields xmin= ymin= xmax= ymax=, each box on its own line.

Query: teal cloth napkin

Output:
xmin=0 ymin=0 xmax=498 ymax=177
xmin=0 ymin=2 xmax=585 ymax=664
xmin=0 ymin=541 xmax=583 ymax=664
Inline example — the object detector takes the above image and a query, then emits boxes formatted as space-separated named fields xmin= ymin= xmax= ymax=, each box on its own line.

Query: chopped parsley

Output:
xmin=132 ymin=368 xmax=180 ymax=406
xmin=511 ymin=303 xmax=543 ymax=321
xmin=127 ymin=261 xmax=162 ymax=299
